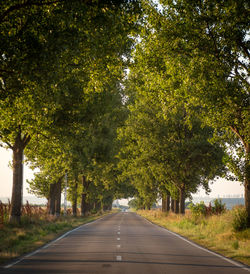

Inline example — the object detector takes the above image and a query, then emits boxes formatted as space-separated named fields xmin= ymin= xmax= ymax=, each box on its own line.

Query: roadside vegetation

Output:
xmin=0 ymin=3 xmax=249 ymax=271
xmin=1 ymin=1 xmax=249 ymax=230
xmin=0 ymin=202 xmax=116 ymax=266
xmin=137 ymin=206 xmax=250 ymax=266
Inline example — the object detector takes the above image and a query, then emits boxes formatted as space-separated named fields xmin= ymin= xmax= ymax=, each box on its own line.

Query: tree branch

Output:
xmin=237 ymin=60 xmax=249 ymax=73
xmin=238 ymin=39 xmax=250 ymax=60
xmin=0 ymin=69 xmax=15 ymax=75
xmin=0 ymin=0 xmax=64 ymax=23
xmin=0 ymin=135 xmax=13 ymax=149
xmin=230 ymin=125 xmax=246 ymax=149
xmin=23 ymin=134 xmax=31 ymax=148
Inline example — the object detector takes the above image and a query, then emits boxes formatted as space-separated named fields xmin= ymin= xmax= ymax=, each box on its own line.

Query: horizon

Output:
xmin=0 ymin=147 xmax=245 ymax=201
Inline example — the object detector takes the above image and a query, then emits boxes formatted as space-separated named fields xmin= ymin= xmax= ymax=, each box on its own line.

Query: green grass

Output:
xmin=0 ymin=211 xmax=114 ymax=266
xmin=137 ymin=209 xmax=250 ymax=266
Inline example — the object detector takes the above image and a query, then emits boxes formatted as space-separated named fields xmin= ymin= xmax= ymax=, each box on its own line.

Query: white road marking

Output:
xmin=4 ymin=215 xmax=108 ymax=269
xmin=117 ymin=245 xmax=121 ymax=248
xmin=116 ymin=255 xmax=122 ymax=261
xmin=140 ymin=214 xmax=250 ymax=272
xmin=117 ymin=238 xmax=120 ymax=241
xmin=117 ymin=231 xmax=120 ymax=234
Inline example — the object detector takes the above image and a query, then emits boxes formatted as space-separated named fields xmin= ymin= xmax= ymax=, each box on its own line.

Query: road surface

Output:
xmin=1 ymin=212 xmax=249 ymax=273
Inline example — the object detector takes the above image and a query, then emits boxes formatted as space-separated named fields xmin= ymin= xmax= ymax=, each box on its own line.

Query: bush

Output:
xmin=189 ymin=202 xmax=207 ymax=217
xmin=232 ymin=240 xmax=239 ymax=250
xmin=232 ymin=207 xmax=248 ymax=231
xmin=189 ymin=199 xmax=226 ymax=218
xmin=212 ymin=199 xmax=226 ymax=215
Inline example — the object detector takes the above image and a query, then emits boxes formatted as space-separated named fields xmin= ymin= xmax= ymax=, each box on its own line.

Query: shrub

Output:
xmin=232 ymin=207 xmax=248 ymax=231
xmin=232 ymin=240 xmax=239 ymax=250
xmin=212 ymin=199 xmax=226 ymax=215
xmin=189 ymin=199 xmax=226 ymax=219
xmin=189 ymin=202 xmax=207 ymax=217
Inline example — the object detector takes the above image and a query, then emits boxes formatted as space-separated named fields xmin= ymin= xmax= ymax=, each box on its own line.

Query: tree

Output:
xmin=118 ymin=83 xmax=224 ymax=213
xmin=1 ymin=0 xmax=141 ymax=223
xmin=141 ymin=0 xmax=249 ymax=222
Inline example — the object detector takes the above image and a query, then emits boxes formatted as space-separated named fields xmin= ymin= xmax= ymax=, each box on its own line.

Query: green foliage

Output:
xmin=212 ymin=199 xmax=226 ymax=215
xmin=189 ymin=202 xmax=207 ymax=217
xmin=128 ymin=0 xmax=249 ymax=219
xmin=189 ymin=199 xmax=226 ymax=218
xmin=118 ymin=81 xmax=225 ymax=207
xmin=1 ymin=0 xmax=142 ymax=221
xmin=232 ymin=207 xmax=248 ymax=232
xmin=232 ymin=240 xmax=239 ymax=250
xmin=128 ymin=199 xmax=138 ymax=209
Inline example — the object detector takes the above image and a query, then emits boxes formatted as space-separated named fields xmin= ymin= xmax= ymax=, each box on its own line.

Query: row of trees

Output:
xmin=117 ymin=0 xmax=249 ymax=223
xmin=0 ymin=0 xmax=141 ymax=223
xmin=1 ymin=0 xmax=249 ymax=226
xmin=118 ymin=92 xmax=225 ymax=214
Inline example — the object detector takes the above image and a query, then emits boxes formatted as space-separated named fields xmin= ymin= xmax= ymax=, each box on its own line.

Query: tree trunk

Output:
xmin=81 ymin=193 xmax=87 ymax=216
xmin=9 ymin=129 xmax=31 ymax=224
xmin=166 ymin=195 xmax=170 ymax=211
xmin=179 ymin=187 xmax=186 ymax=214
xmin=162 ymin=195 xmax=167 ymax=212
xmin=81 ymin=175 xmax=87 ymax=216
xmin=49 ymin=183 xmax=56 ymax=215
xmin=55 ymin=179 xmax=62 ymax=217
xmin=9 ymin=142 xmax=24 ymax=224
xmin=87 ymin=200 xmax=92 ymax=214
xmin=171 ymin=198 xmax=175 ymax=212
xmin=245 ymin=143 xmax=250 ymax=226
xmin=94 ymin=200 xmax=101 ymax=212
xmin=174 ymin=199 xmax=179 ymax=214
xmin=81 ymin=175 xmax=91 ymax=216
xmin=108 ymin=203 xmax=112 ymax=211
xmin=72 ymin=180 xmax=78 ymax=217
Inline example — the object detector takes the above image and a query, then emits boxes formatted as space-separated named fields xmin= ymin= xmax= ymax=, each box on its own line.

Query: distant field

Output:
xmin=191 ymin=198 xmax=245 ymax=210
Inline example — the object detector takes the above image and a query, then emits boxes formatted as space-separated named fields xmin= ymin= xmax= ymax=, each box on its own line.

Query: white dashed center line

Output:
xmin=116 ymin=256 xmax=122 ymax=261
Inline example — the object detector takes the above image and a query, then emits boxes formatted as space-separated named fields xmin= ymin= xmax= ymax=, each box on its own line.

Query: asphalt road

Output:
xmin=1 ymin=212 xmax=249 ymax=274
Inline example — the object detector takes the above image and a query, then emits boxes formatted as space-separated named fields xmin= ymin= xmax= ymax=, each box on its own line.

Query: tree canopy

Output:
xmin=1 ymin=0 xmax=249 ymax=225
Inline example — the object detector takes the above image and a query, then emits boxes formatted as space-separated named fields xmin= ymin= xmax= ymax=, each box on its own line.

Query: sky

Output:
xmin=0 ymin=146 xmax=244 ymax=200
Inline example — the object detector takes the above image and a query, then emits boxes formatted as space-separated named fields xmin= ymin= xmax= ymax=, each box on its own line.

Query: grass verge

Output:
xmin=137 ymin=209 xmax=250 ymax=266
xmin=0 ymin=211 xmax=115 ymax=266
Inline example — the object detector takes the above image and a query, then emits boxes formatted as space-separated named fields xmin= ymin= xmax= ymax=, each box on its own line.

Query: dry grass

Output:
xmin=137 ymin=209 xmax=250 ymax=266
xmin=0 ymin=210 xmax=115 ymax=266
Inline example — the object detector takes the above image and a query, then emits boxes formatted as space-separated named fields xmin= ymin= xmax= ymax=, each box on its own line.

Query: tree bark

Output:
xmin=171 ymin=198 xmax=175 ymax=212
xmin=72 ymin=180 xmax=78 ymax=217
xmin=86 ymin=200 xmax=92 ymax=215
xmin=49 ymin=184 xmax=55 ymax=215
xmin=174 ymin=199 xmax=179 ymax=214
xmin=49 ymin=183 xmax=58 ymax=215
xmin=81 ymin=175 xmax=89 ymax=216
xmin=179 ymin=187 xmax=186 ymax=214
xmin=94 ymin=199 xmax=101 ymax=212
xmin=9 ymin=141 xmax=24 ymax=223
xmin=162 ymin=195 xmax=167 ymax=212
xmin=230 ymin=126 xmax=250 ymax=227
xmin=55 ymin=179 xmax=62 ymax=217
xmin=166 ymin=195 xmax=170 ymax=211
xmin=245 ymin=143 xmax=250 ymax=226
xmin=9 ymin=129 xmax=30 ymax=224
xmin=81 ymin=193 xmax=87 ymax=216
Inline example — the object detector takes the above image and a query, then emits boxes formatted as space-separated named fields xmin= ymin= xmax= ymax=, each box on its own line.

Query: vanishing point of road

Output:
xmin=1 ymin=212 xmax=249 ymax=274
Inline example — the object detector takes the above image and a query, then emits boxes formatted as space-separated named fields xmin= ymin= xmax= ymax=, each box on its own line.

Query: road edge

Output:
xmin=136 ymin=212 xmax=250 ymax=272
xmin=2 ymin=212 xmax=118 ymax=270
